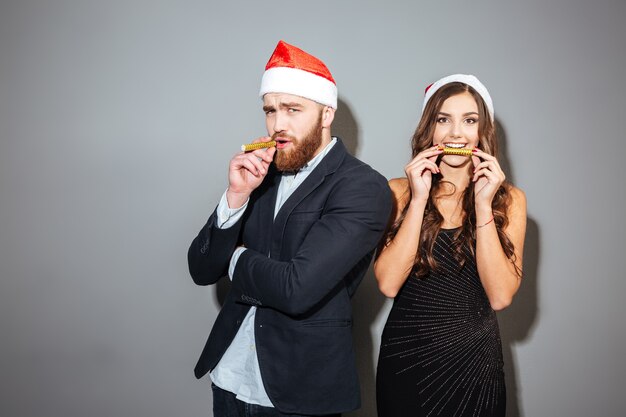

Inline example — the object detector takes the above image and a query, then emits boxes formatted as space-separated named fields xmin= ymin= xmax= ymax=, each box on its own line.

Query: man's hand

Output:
xmin=226 ymin=137 xmax=276 ymax=208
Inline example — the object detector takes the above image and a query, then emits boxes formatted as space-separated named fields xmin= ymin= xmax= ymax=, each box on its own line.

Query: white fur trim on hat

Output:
xmin=259 ymin=67 xmax=338 ymax=109
xmin=422 ymin=74 xmax=494 ymax=120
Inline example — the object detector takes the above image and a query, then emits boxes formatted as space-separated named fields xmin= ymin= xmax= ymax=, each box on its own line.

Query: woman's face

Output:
xmin=432 ymin=91 xmax=480 ymax=167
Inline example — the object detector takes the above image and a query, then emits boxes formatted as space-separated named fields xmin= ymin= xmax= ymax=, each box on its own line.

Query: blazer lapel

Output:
xmin=270 ymin=139 xmax=347 ymax=257
xmin=249 ymin=165 xmax=280 ymax=256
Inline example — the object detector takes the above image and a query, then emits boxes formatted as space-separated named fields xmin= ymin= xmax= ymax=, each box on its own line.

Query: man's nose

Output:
xmin=272 ymin=112 xmax=287 ymax=133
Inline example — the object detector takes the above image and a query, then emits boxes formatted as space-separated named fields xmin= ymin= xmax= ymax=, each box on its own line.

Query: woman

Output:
xmin=375 ymin=74 xmax=526 ymax=417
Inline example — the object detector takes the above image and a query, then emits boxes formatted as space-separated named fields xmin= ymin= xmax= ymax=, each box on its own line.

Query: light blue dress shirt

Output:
xmin=210 ymin=138 xmax=337 ymax=407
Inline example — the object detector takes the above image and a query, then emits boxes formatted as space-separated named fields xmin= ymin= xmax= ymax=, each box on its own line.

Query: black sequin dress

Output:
xmin=377 ymin=228 xmax=505 ymax=417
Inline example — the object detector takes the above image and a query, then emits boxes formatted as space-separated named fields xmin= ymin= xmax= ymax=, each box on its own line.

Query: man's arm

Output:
xmin=188 ymin=140 xmax=275 ymax=285
xmin=232 ymin=170 xmax=392 ymax=316
xmin=187 ymin=208 xmax=243 ymax=286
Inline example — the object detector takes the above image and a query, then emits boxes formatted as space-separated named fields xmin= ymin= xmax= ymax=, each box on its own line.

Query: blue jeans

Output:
xmin=211 ymin=384 xmax=341 ymax=417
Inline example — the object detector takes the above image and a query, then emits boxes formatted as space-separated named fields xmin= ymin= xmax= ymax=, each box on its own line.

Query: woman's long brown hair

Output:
xmin=384 ymin=82 xmax=519 ymax=279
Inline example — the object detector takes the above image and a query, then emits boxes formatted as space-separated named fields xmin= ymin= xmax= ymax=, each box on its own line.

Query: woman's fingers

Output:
xmin=473 ymin=160 xmax=504 ymax=180
xmin=472 ymin=155 xmax=481 ymax=169
xmin=473 ymin=167 xmax=494 ymax=183
xmin=407 ymin=147 xmax=442 ymax=170
xmin=406 ymin=158 xmax=440 ymax=177
xmin=471 ymin=150 xmax=505 ymax=181
xmin=421 ymin=145 xmax=444 ymax=158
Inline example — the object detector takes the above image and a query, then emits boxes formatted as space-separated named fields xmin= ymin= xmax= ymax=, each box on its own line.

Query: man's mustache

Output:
xmin=271 ymin=132 xmax=298 ymax=142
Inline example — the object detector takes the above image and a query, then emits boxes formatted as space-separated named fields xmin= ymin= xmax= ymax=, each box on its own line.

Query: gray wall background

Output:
xmin=1 ymin=1 xmax=625 ymax=416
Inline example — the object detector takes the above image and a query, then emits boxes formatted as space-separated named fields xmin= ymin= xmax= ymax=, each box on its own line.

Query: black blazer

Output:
xmin=188 ymin=139 xmax=391 ymax=415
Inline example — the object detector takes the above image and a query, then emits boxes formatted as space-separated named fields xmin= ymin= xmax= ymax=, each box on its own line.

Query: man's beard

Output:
xmin=273 ymin=116 xmax=324 ymax=172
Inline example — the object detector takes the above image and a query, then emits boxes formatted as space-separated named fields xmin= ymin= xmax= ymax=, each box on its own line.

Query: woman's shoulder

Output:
xmin=388 ymin=178 xmax=411 ymax=213
xmin=388 ymin=178 xmax=410 ymax=199
xmin=506 ymin=184 xmax=526 ymax=203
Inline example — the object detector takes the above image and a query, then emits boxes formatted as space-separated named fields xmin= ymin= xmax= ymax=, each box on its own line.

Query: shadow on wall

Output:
xmin=496 ymin=119 xmax=541 ymax=417
xmin=500 ymin=217 xmax=540 ymax=417
xmin=348 ymin=266 xmax=386 ymax=417
xmin=335 ymin=98 xmax=386 ymax=417
xmin=333 ymin=98 xmax=359 ymax=156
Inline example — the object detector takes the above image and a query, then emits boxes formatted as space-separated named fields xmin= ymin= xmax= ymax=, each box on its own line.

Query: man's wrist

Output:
xmin=226 ymin=189 xmax=250 ymax=209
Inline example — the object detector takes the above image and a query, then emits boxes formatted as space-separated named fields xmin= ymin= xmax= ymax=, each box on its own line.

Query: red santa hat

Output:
xmin=259 ymin=40 xmax=337 ymax=109
xmin=422 ymin=74 xmax=494 ymax=120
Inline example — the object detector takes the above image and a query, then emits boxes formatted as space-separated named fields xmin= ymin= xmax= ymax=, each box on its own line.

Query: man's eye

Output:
xmin=265 ymin=110 xmax=275 ymax=115
xmin=288 ymin=108 xmax=299 ymax=113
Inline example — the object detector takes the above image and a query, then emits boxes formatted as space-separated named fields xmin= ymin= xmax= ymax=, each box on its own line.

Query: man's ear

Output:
xmin=321 ymin=106 xmax=335 ymax=128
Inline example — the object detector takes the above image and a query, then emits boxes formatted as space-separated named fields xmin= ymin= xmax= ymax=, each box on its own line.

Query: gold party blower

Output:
xmin=438 ymin=145 xmax=474 ymax=157
xmin=241 ymin=141 xmax=277 ymax=152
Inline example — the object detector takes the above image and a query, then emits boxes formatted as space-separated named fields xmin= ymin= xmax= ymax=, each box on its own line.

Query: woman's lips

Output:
xmin=442 ymin=142 xmax=468 ymax=149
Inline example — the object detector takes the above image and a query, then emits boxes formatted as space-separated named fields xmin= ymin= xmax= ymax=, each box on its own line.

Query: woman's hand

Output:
xmin=471 ymin=149 xmax=506 ymax=208
xmin=404 ymin=145 xmax=443 ymax=203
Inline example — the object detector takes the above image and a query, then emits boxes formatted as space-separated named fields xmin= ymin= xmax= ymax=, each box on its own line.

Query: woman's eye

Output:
xmin=465 ymin=118 xmax=478 ymax=124
xmin=436 ymin=117 xmax=448 ymax=123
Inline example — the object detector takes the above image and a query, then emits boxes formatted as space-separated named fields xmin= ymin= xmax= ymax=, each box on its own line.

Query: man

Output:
xmin=188 ymin=40 xmax=391 ymax=417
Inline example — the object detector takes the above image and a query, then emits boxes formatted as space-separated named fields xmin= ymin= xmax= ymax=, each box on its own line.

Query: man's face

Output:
xmin=262 ymin=93 xmax=326 ymax=171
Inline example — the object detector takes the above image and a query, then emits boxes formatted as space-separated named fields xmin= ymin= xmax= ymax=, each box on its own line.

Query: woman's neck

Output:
xmin=434 ymin=164 xmax=472 ymax=228
xmin=438 ymin=163 xmax=471 ymax=193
